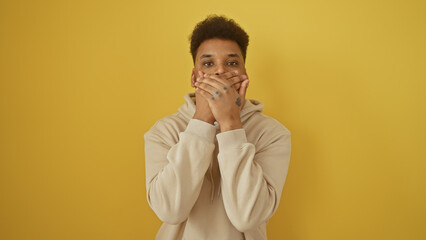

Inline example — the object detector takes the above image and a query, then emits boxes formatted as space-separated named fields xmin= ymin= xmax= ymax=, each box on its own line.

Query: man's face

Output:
xmin=192 ymin=38 xmax=247 ymax=90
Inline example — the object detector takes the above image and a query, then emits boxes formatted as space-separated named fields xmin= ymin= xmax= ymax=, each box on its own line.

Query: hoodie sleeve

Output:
xmin=216 ymin=126 xmax=291 ymax=232
xmin=144 ymin=119 xmax=216 ymax=225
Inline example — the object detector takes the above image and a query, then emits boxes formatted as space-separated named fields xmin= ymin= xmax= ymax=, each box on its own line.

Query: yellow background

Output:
xmin=1 ymin=0 xmax=425 ymax=239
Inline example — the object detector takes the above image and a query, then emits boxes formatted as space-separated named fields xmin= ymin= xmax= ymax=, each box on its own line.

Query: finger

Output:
xmin=228 ymin=74 xmax=248 ymax=86
xmin=197 ymin=87 xmax=217 ymax=102
xmin=197 ymin=70 xmax=205 ymax=81
xmin=212 ymin=71 xmax=247 ymax=88
xmin=203 ymin=74 xmax=230 ymax=88
xmin=218 ymin=70 xmax=238 ymax=80
xmin=231 ymin=82 xmax=242 ymax=91
xmin=196 ymin=81 xmax=220 ymax=96
xmin=239 ymin=79 xmax=250 ymax=98
xmin=198 ymin=74 xmax=226 ymax=90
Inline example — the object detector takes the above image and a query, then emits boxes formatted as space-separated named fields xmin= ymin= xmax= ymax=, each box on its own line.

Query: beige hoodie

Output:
xmin=144 ymin=93 xmax=291 ymax=240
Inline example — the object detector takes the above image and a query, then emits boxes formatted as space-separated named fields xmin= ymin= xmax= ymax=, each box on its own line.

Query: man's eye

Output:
xmin=227 ymin=61 xmax=238 ymax=66
xmin=203 ymin=62 xmax=213 ymax=67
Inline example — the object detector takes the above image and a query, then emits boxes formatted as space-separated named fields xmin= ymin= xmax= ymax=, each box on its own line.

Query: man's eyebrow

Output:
xmin=200 ymin=54 xmax=213 ymax=59
xmin=200 ymin=53 xmax=240 ymax=59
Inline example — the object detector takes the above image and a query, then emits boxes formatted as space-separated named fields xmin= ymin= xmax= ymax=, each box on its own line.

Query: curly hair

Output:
xmin=189 ymin=15 xmax=249 ymax=63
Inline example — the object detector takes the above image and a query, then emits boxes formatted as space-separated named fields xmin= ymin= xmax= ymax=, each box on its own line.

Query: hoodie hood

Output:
xmin=178 ymin=92 xmax=264 ymax=203
xmin=178 ymin=92 xmax=264 ymax=122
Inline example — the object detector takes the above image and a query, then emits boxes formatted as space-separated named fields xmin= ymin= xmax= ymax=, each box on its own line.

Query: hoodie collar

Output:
xmin=178 ymin=92 xmax=264 ymax=122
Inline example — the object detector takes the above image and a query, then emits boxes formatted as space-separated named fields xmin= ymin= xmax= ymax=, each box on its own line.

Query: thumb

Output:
xmin=239 ymin=79 xmax=250 ymax=98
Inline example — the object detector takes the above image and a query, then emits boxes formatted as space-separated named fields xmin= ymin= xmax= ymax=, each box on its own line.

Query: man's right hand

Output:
xmin=193 ymin=71 xmax=215 ymax=125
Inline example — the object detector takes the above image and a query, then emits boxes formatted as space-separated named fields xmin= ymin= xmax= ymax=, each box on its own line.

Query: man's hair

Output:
xmin=189 ymin=15 xmax=249 ymax=63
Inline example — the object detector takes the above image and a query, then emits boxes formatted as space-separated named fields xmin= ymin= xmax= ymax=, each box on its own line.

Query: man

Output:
xmin=144 ymin=15 xmax=291 ymax=240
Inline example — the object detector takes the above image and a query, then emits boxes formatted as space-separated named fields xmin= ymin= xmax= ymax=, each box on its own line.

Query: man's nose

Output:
xmin=214 ymin=65 xmax=226 ymax=75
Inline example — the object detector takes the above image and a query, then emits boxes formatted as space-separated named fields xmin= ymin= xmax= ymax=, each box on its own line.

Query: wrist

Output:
xmin=219 ymin=120 xmax=242 ymax=132
xmin=193 ymin=113 xmax=215 ymax=125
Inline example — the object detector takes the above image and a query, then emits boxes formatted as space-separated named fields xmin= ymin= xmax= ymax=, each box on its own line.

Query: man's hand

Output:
xmin=193 ymin=71 xmax=215 ymax=124
xmin=195 ymin=71 xmax=249 ymax=132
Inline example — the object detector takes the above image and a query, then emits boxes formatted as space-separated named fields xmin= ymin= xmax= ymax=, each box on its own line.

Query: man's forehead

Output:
xmin=197 ymin=39 xmax=242 ymax=55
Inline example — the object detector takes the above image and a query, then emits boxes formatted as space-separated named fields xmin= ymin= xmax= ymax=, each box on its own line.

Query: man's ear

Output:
xmin=191 ymin=68 xmax=196 ymax=88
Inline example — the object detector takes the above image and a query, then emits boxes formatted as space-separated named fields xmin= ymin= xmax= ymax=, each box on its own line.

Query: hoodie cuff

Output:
xmin=185 ymin=119 xmax=217 ymax=143
xmin=216 ymin=128 xmax=247 ymax=150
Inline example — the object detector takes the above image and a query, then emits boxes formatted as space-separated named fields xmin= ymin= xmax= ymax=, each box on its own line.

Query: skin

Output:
xmin=190 ymin=38 xmax=250 ymax=132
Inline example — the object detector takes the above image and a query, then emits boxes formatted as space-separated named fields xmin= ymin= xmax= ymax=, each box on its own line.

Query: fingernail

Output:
xmin=242 ymin=75 xmax=247 ymax=79
xmin=234 ymin=70 xmax=238 ymax=74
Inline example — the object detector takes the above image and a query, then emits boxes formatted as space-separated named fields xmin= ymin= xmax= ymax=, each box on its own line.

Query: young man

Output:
xmin=144 ymin=15 xmax=291 ymax=240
